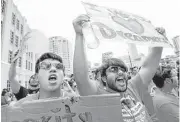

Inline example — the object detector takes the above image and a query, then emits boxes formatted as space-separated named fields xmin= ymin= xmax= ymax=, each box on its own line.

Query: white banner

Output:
xmin=2 ymin=94 xmax=123 ymax=122
xmin=82 ymin=2 xmax=173 ymax=48
xmin=172 ymin=36 xmax=180 ymax=54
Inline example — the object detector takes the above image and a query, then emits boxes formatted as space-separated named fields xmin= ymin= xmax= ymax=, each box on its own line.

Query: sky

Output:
xmin=14 ymin=0 xmax=180 ymax=63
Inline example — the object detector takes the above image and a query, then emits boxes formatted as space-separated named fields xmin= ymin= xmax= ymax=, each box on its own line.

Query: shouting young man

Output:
xmin=12 ymin=52 xmax=76 ymax=106
xmin=73 ymin=15 xmax=164 ymax=122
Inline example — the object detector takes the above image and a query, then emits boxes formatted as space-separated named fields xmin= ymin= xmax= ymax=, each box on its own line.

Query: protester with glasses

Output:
xmin=152 ymin=68 xmax=179 ymax=122
xmin=73 ymin=15 xmax=164 ymax=122
xmin=12 ymin=52 xmax=72 ymax=106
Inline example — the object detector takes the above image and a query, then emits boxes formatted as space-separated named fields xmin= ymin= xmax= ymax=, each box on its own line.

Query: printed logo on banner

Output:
xmin=10 ymin=104 xmax=92 ymax=122
xmin=4 ymin=95 xmax=123 ymax=122
xmin=108 ymin=9 xmax=144 ymax=34
xmin=82 ymin=2 xmax=172 ymax=47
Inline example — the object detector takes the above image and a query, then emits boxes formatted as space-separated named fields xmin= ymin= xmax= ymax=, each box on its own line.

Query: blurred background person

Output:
xmin=1 ymin=89 xmax=12 ymax=106
xmin=152 ymin=68 xmax=179 ymax=122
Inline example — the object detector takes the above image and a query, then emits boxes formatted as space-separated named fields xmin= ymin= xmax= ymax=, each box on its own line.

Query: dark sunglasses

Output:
xmin=107 ymin=66 xmax=126 ymax=73
xmin=39 ymin=62 xmax=64 ymax=70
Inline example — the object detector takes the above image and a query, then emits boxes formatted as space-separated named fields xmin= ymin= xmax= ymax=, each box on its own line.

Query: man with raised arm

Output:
xmin=73 ymin=15 xmax=164 ymax=122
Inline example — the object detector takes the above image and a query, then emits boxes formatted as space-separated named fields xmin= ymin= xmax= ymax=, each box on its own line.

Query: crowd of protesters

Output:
xmin=1 ymin=15 xmax=179 ymax=122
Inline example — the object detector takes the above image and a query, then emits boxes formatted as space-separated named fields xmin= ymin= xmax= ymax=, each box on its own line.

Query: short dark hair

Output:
xmin=100 ymin=58 xmax=128 ymax=77
xmin=35 ymin=52 xmax=64 ymax=73
xmin=1 ymin=89 xmax=8 ymax=96
xmin=153 ymin=69 xmax=172 ymax=88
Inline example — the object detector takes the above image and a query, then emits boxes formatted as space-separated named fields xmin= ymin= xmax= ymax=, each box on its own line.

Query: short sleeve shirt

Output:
xmin=97 ymin=74 xmax=153 ymax=122
xmin=14 ymin=86 xmax=28 ymax=100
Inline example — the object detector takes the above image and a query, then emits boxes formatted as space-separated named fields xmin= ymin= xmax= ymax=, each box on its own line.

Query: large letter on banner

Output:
xmin=82 ymin=2 xmax=173 ymax=48
xmin=2 ymin=94 xmax=123 ymax=122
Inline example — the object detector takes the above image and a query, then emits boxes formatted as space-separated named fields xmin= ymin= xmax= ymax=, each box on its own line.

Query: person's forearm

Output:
xmin=9 ymin=62 xmax=17 ymax=81
xmin=142 ymin=47 xmax=163 ymax=70
xmin=140 ymin=47 xmax=163 ymax=86
xmin=73 ymin=33 xmax=89 ymax=91
xmin=9 ymin=61 xmax=20 ymax=93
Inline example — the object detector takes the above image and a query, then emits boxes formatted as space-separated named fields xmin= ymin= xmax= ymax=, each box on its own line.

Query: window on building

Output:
xmin=31 ymin=52 xmax=33 ymax=59
xmin=26 ymin=60 xmax=28 ymax=69
xmin=20 ymin=24 xmax=23 ymax=34
xmin=1 ymin=21 xmax=3 ymax=35
xmin=29 ymin=62 xmax=31 ymax=71
xmin=15 ymin=35 xmax=19 ymax=47
xmin=16 ymin=19 xmax=19 ymax=30
xmin=26 ymin=52 xmax=28 ymax=57
xmin=7 ymin=80 xmax=10 ymax=91
xmin=10 ymin=31 xmax=14 ymax=44
xmin=8 ymin=50 xmax=13 ymax=63
xmin=18 ymin=57 xmax=22 ymax=67
xmin=12 ymin=13 xmax=16 ymax=25
xmin=1 ymin=0 xmax=6 ymax=14
xmin=28 ymin=62 xmax=30 ymax=70
xmin=31 ymin=63 xmax=33 ymax=71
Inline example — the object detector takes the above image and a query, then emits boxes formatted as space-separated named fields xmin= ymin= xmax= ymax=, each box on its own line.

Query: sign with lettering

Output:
xmin=2 ymin=94 xmax=123 ymax=122
xmin=82 ymin=2 xmax=173 ymax=47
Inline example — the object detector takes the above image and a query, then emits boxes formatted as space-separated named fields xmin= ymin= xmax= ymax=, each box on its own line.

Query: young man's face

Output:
xmin=72 ymin=82 xmax=78 ymax=91
xmin=4 ymin=92 xmax=11 ymax=102
xmin=37 ymin=59 xmax=64 ymax=92
xmin=105 ymin=66 xmax=128 ymax=92
xmin=29 ymin=75 xmax=39 ymax=86
xmin=132 ymin=67 xmax=138 ymax=76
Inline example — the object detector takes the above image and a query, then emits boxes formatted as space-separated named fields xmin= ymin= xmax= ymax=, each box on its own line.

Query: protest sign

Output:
xmin=172 ymin=36 xmax=180 ymax=55
xmin=82 ymin=2 xmax=173 ymax=48
xmin=2 ymin=94 xmax=123 ymax=122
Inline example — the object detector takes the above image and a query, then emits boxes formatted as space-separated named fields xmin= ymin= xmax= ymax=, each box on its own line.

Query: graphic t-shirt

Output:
xmin=97 ymin=74 xmax=152 ymax=122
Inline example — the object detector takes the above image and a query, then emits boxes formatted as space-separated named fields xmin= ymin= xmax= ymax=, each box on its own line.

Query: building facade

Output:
xmin=1 ymin=0 xmax=35 ymax=91
xmin=49 ymin=36 xmax=73 ymax=75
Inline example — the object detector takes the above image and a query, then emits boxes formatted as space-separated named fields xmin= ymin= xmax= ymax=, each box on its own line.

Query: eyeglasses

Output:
xmin=107 ymin=66 xmax=126 ymax=73
xmin=39 ymin=62 xmax=64 ymax=70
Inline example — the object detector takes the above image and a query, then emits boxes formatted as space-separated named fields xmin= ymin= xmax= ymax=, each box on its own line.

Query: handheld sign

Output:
xmin=82 ymin=2 xmax=173 ymax=48
xmin=172 ymin=36 xmax=180 ymax=55
xmin=2 ymin=94 xmax=123 ymax=122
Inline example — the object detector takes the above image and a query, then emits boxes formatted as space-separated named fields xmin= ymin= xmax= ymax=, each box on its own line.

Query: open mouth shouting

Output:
xmin=116 ymin=77 xmax=126 ymax=87
xmin=48 ymin=74 xmax=58 ymax=84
